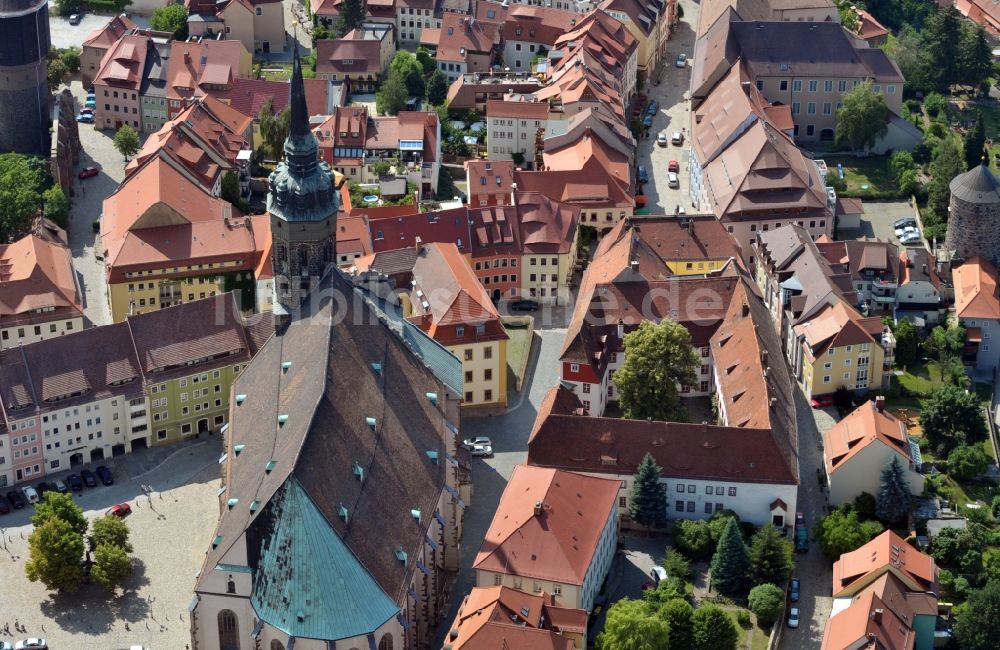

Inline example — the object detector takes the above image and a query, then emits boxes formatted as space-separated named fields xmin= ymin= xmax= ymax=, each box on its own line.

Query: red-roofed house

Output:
xmin=445 ymin=585 xmax=587 ymax=649
xmin=405 ymin=241 xmax=508 ymax=407
xmin=474 ymin=465 xmax=620 ymax=610
xmin=315 ymin=23 xmax=395 ymax=93
xmin=822 ymin=573 xmax=938 ymax=650
xmin=956 ymin=0 xmax=1000 ymax=37
xmin=954 ymin=257 xmax=1000 ymax=370
xmin=823 ymin=399 xmax=924 ymax=506
xmin=166 ymin=40 xmax=252 ymax=120
xmin=214 ymin=76 xmax=331 ymax=151
xmin=94 ymin=33 xmax=151 ymax=131
xmin=486 ymin=98 xmax=549 ymax=162
xmin=424 ymin=12 xmax=500 ymax=84
xmin=502 ymin=6 xmax=579 ymax=71
xmin=82 ymin=13 xmax=138 ymax=89
xmin=832 ymin=530 xmax=939 ymax=597
xmin=465 ymin=159 xmax=514 ymax=207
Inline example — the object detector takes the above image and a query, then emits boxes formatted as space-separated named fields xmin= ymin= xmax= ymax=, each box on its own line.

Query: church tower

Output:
xmin=266 ymin=44 xmax=338 ymax=314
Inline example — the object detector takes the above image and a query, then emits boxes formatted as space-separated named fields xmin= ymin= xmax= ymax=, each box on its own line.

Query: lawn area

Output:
xmin=722 ymin=608 xmax=769 ymax=650
xmin=260 ymin=63 xmax=292 ymax=81
xmin=895 ymin=360 xmax=947 ymax=395
xmin=827 ymin=155 xmax=897 ymax=194
xmin=503 ymin=316 xmax=535 ymax=391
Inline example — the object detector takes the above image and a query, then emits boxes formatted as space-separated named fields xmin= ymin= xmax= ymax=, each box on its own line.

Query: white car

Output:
xmin=21 ymin=485 xmax=39 ymax=504
xmin=900 ymin=231 xmax=923 ymax=245
xmin=894 ymin=225 xmax=917 ymax=238
xmin=462 ymin=436 xmax=492 ymax=450
xmin=470 ymin=444 xmax=493 ymax=457
xmin=657 ymin=132 xmax=668 ymax=147
xmin=667 ymin=172 xmax=680 ymax=188
xmin=787 ymin=608 xmax=800 ymax=629
xmin=15 ymin=640 xmax=47 ymax=650
xmin=671 ymin=131 xmax=684 ymax=145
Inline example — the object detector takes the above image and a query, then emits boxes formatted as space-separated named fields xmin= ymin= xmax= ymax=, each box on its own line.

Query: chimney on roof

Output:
xmin=534 ymin=500 xmax=544 ymax=517
xmin=415 ymin=235 xmax=424 ymax=255
xmin=761 ymin=350 xmax=768 ymax=365
xmin=875 ymin=396 xmax=886 ymax=413
xmin=630 ymin=260 xmax=639 ymax=273
xmin=872 ymin=609 xmax=883 ymax=624
xmin=617 ymin=318 xmax=624 ymax=340
xmin=184 ymin=51 xmax=191 ymax=63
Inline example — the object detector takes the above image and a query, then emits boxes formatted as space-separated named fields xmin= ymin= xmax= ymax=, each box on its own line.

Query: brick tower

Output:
xmin=0 ymin=0 xmax=50 ymax=155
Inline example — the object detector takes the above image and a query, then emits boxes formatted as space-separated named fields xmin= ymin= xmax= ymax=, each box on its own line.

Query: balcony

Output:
xmin=130 ymin=410 xmax=147 ymax=420
xmin=872 ymin=294 xmax=896 ymax=304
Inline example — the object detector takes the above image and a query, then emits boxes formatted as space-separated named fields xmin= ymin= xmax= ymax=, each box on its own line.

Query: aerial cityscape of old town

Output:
xmin=2 ymin=0 xmax=1000 ymax=648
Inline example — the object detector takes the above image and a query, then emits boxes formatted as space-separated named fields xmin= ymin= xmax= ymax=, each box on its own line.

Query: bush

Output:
xmin=748 ymin=583 xmax=785 ymax=627
xmin=663 ymin=548 xmax=692 ymax=582
xmin=675 ymin=519 xmax=714 ymax=560
xmin=992 ymin=495 xmax=1000 ymax=518
xmin=948 ymin=444 xmax=990 ymax=481
xmin=735 ymin=609 xmax=751 ymax=628
xmin=924 ymin=93 xmax=947 ymax=117
xmin=853 ymin=492 xmax=877 ymax=520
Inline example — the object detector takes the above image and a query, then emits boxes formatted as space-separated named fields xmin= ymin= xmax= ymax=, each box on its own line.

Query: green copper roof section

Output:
xmin=250 ymin=477 xmax=398 ymax=641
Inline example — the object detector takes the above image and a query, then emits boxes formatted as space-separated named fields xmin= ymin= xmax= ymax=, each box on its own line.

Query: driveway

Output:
xmin=50 ymin=12 xmax=149 ymax=51
xmin=636 ymin=0 xmax=698 ymax=214
xmin=779 ymin=390 xmax=836 ymax=649
xmin=842 ymin=199 xmax=923 ymax=249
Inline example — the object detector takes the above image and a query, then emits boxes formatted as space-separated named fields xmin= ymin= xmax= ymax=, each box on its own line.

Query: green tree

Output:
xmin=376 ymin=74 xmax=409 ymax=116
xmin=960 ymin=24 xmax=993 ymax=91
xmin=150 ymin=4 xmax=189 ymax=41
xmin=692 ymin=604 xmax=739 ymax=650
xmin=91 ymin=543 xmax=132 ymax=590
xmin=0 ymin=153 xmax=45 ymax=240
xmin=596 ymin=598 xmax=670 ymax=650
xmin=113 ymin=125 xmax=141 ymax=161
xmin=948 ymin=443 xmax=990 ymax=481
xmin=52 ymin=0 xmax=81 ymax=16
xmin=931 ymin=524 xmax=988 ymax=567
xmin=89 ymin=515 xmax=133 ymax=553
xmin=42 ymin=185 xmax=70 ymax=224
xmin=964 ymin=111 xmax=987 ymax=170
xmin=925 ymin=324 xmax=966 ymax=364
xmin=928 ymin=134 xmax=965 ymax=222
xmin=630 ymin=452 xmax=667 ymax=529
xmin=426 ymin=70 xmax=449 ymax=107
xmin=659 ymin=599 xmax=694 ymax=649
xmin=853 ymin=492 xmax=878 ymax=520
xmin=663 ymin=548 xmax=692 ymax=582
xmin=835 ymin=0 xmax=860 ymax=32
xmin=32 ymin=491 xmax=87 ymax=536
xmin=612 ymin=319 xmax=700 ymax=422
xmin=889 ymin=150 xmax=916 ymax=183
xmin=817 ymin=504 xmax=884 ymax=559
xmin=336 ymin=0 xmax=364 ymax=36
xmin=710 ymin=518 xmax=751 ymax=595
xmin=749 ymin=525 xmax=793 ymax=587
xmin=876 ymin=456 xmax=911 ymax=524
xmin=643 ymin=576 xmax=688 ymax=610
xmin=416 ymin=47 xmax=437 ymax=75
xmin=390 ymin=51 xmax=426 ymax=98
xmin=890 ymin=26 xmax=936 ymax=95
xmin=674 ymin=519 xmax=714 ymax=560
xmin=258 ymin=99 xmax=291 ymax=159
xmin=835 ymin=81 xmax=888 ymax=152
xmin=371 ymin=159 xmax=392 ymax=178
xmin=921 ymin=384 xmax=988 ymax=456
xmin=47 ymin=58 xmax=69 ymax=92
xmin=59 ymin=47 xmax=81 ymax=74
xmin=924 ymin=5 xmax=964 ymax=90
xmin=892 ymin=319 xmax=919 ymax=367
xmin=25 ymin=516 xmax=85 ymax=592
xmin=748 ymin=583 xmax=785 ymax=627
xmin=220 ymin=171 xmax=249 ymax=213
xmin=954 ymin=580 xmax=1000 ymax=650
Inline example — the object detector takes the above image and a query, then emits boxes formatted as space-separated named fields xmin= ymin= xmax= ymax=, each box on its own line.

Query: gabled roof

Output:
xmin=832 ymin=530 xmax=938 ymax=597
xmin=473 ymin=465 xmax=620 ymax=585
xmin=316 ymin=38 xmax=383 ymax=76
xmin=431 ymin=13 xmax=500 ymax=63
xmin=625 ymin=215 xmax=741 ymax=263
xmin=822 ymin=577 xmax=916 ymax=650
xmin=552 ymin=10 xmax=638 ymax=72
xmin=466 ymin=159 xmax=514 ymax=198
xmin=82 ymin=13 xmax=138 ymax=50
xmin=198 ymin=269 xmax=457 ymax=639
xmin=216 ymin=77 xmax=330 ymax=118
xmin=0 ymin=233 xmax=82 ymax=324
xmin=446 ymin=586 xmax=582 ymax=650
xmin=823 ymin=402 xmax=913 ymax=475
xmin=691 ymin=61 xmax=771 ymax=165
xmin=95 ymin=33 xmax=149 ymax=89
xmin=368 ymin=206 xmax=471 ymax=255
xmin=598 ymin=0 xmax=663 ymax=36
xmin=793 ymin=301 xmax=881 ymax=355
xmin=954 ymin=257 xmax=1000 ymax=320
xmin=503 ymin=5 xmax=580 ymax=45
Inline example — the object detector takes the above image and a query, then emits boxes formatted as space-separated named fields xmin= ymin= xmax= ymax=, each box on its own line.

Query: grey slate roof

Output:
xmin=200 ymin=268 xmax=457 ymax=641
xmin=950 ymin=161 xmax=1000 ymax=204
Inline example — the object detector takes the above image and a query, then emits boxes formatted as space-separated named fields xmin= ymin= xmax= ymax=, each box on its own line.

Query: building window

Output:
xmin=728 ymin=487 xmax=737 ymax=497
xmin=808 ymin=80 xmax=817 ymax=92
xmin=792 ymin=80 xmax=801 ymax=92
xmin=676 ymin=500 xmax=685 ymax=512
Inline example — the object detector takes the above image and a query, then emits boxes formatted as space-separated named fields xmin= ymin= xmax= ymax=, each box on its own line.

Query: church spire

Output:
xmin=289 ymin=42 xmax=310 ymax=138
xmin=281 ymin=34 xmax=319 ymax=177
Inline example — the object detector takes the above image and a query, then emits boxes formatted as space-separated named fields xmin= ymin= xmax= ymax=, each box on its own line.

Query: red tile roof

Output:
xmin=953 ymin=257 xmax=1000 ymax=320
xmin=432 ymin=12 xmax=500 ymax=63
xmin=486 ymin=98 xmax=550 ymax=120
xmin=824 ymin=401 xmax=914 ymax=476
xmin=474 ymin=465 xmax=620 ymax=585
xmin=0 ymin=233 xmax=82 ymax=327
xmin=504 ymin=5 xmax=580 ymax=45
xmin=445 ymin=586 xmax=581 ymax=650
xmin=167 ymin=40 xmax=247 ymax=105
xmin=832 ymin=530 xmax=938 ymax=597
xmin=368 ymin=207 xmax=471 ymax=254
xmin=316 ymin=38 xmax=383 ymax=76
xmin=95 ymin=33 xmax=149 ymax=89
xmin=215 ymin=77 xmax=329 ymax=118
xmin=83 ymin=14 xmax=138 ymax=50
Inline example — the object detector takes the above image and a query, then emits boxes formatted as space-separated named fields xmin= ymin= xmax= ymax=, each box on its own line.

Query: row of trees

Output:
xmin=25 ymin=492 xmax=133 ymax=592
xmin=53 ymin=0 xmax=131 ymax=17
xmin=0 ymin=154 xmax=68 ymax=239
xmin=376 ymin=51 xmax=450 ymax=116
xmin=47 ymin=47 xmax=81 ymax=93
xmin=598 ymin=594 xmax=740 ymax=650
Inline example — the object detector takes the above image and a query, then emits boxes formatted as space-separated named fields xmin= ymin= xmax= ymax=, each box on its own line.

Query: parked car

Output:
xmin=469 ymin=443 xmax=493 ymax=457
xmin=810 ymin=394 xmax=834 ymax=408
xmin=6 ymin=490 xmax=25 ymax=509
xmin=671 ymin=131 xmax=684 ymax=145
xmin=642 ymin=114 xmax=653 ymax=129
xmin=667 ymin=172 xmax=680 ymax=188
xmin=675 ymin=53 xmax=687 ymax=68
xmin=789 ymin=578 xmax=801 ymax=602
xmin=667 ymin=159 xmax=680 ymax=173
xmin=462 ymin=436 xmax=492 ymax=450
xmin=645 ymin=100 xmax=658 ymax=115
xmin=15 ymin=640 xmax=47 ymax=650
xmin=66 ymin=473 xmax=84 ymax=492
xmin=80 ymin=469 xmax=98 ymax=488
xmin=84 ymin=98 xmax=96 ymax=108
xmin=0 ymin=494 xmax=10 ymax=515
xmin=657 ymin=132 xmax=668 ymax=147
xmin=893 ymin=217 xmax=916 ymax=229
xmin=21 ymin=486 xmax=39 ymax=504
xmin=78 ymin=165 xmax=99 ymax=179
xmin=900 ymin=231 xmax=922 ymax=245
xmin=637 ymin=164 xmax=649 ymax=184
xmin=509 ymin=299 xmax=539 ymax=312
xmin=68 ymin=13 xmax=81 ymax=24
xmin=650 ymin=566 xmax=667 ymax=583
xmin=787 ymin=608 xmax=800 ymax=629
xmin=53 ymin=480 xmax=68 ymax=493
xmin=795 ymin=511 xmax=804 ymax=526
xmin=96 ymin=465 xmax=114 ymax=486
xmin=79 ymin=106 xmax=93 ymax=115
xmin=76 ymin=113 xmax=95 ymax=123
xmin=0 ymin=642 xmax=14 ymax=650
xmin=106 ymin=503 xmax=132 ymax=518
xmin=795 ymin=525 xmax=809 ymax=553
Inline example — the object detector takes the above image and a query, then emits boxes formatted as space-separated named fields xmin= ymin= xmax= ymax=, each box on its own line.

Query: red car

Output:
xmin=106 ymin=503 xmax=132 ymax=518
xmin=810 ymin=394 xmax=835 ymax=408
xmin=668 ymin=160 xmax=680 ymax=173
xmin=78 ymin=166 xmax=100 ymax=179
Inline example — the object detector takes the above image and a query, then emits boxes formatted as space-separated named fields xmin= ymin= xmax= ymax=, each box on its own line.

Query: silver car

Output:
xmin=470 ymin=444 xmax=493 ymax=457
xmin=462 ymin=436 xmax=492 ymax=450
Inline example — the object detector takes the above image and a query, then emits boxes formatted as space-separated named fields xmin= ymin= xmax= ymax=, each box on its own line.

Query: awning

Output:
xmin=967 ymin=327 xmax=983 ymax=343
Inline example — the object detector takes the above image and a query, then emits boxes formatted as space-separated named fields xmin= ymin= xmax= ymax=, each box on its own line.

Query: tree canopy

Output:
xmin=92 ymin=543 xmax=132 ymax=591
xmin=25 ymin=516 xmax=85 ymax=592
xmin=113 ymin=125 xmax=141 ymax=161
xmin=597 ymin=598 xmax=670 ymax=650
xmin=748 ymin=583 xmax=785 ymax=627
xmin=0 ymin=154 xmax=46 ymax=241
xmin=948 ymin=443 xmax=990 ymax=481
xmin=816 ymin=504 xmax=884 ymax=559
xmin=749 ymin=525 xmax=793 ymax=587
xmin=835 ymin=81 xmax=888 ymax=152
xmin=426 ymin=70 xmax=449 ymax=107
xmin=42 ymin=185 xmax=70 ymax=225
xmin=710 ymin=518 xmax=751 ymax=595
xmin=954 ymin=580 xmax=1000 ymax=650
xmin=892 ymin=319 xmax=919 ymax=367
xmin=377 ymin=74 xmax=409 ymax=116
xmin=390 ymin=51 xmax=426 ymax=99
xmin=89 ymin=515 xmax=133 ymax=554
xmin=691 ymin=605 xmax=739 ymax=650
xmin=336 ymin=0 xmax=364 ymax=36
xmin=921 ymin=384 xmax=988 ymax=456
xmin=964 ymin=111 xmax=987 ymax=170
xmin=612 ymin=319 xmax=700 ymax=422
xmin=258 ymin=98 xmax=291 ymax=160
xmin=32 ymin=492 xmax=87 ymax=537
xmin=150 ymin=4 xmax=190 ymax=41
xmin=876 ymin=456 xmax=911 ymax=524
xmin=630 ymin=453 xmax=667 ymax=529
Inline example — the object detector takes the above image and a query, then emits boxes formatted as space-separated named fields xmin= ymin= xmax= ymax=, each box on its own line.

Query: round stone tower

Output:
xmin=0 ymin=0 xmax=49 ymax=155
xmin=945 ymin=160 xmax=1000 ymax=267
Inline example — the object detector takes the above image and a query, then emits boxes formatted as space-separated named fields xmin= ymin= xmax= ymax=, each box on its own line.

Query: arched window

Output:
xmin=298 ymin=246 xmax=310 ymax=269
xmin=218 ymin=609 xmax=240 ymax=650
xmin=226 ymin=575 xmax=236 ymax=594
xmin=378 ymin=633 xmax=394 ymax=650
xmin=270 ymin=641 xmax=285 ymax=650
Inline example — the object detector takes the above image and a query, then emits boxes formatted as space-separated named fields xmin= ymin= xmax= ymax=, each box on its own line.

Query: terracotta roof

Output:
xmin=167 ymin=40 xmax=246 ymax=103
xmin=368 ymin=207 xmax=471 ymax=254
xmin=314 ymin=105 xmax=368 ymax=152
xmin=899 ymin=248 xmax=941 ymax=291
xmin=474 ymin=465 xmax=620 ymax=585
xmin=824 ymin=402 xmax=913 ymax=476
xmin=83 ymin=13 xmax=138 ymax=50
xmin=466 ymin=159 xmax=514 ymax=198
xmin=365 ymin=112 xmax=439 ymax=162
xmin=953 ymin=257 xmax=1000 ymax=320
xmin=445 ymin=586 xmax=583 ymax=649
xmin=486 ymin=98 xmax=550 ymax=120
xmin=794 ymin=301 xmax=881 ymax=355
xmin=215 ymin=77 xmax=329 ymax=118
xmin=528 ymin=385 xmax=798 ymax=484
xmin=514 ymin=191 xmax=580 ymax=255
xmin=814 ymin=239 xmax=900 ymax=285
xmin=0 ymin=233 xmax=82 ymax=326
xmin=822 ymin=577 xmax=915 ymax=650
xmin=316 ymin=38 xmax=383 ymax=76
xmin=95 ymin=33 xmax=149 ymax=89
xmin=552 ymin=10 xmax=638 ymax=74
xmin=853 ymin=7 xmax=890 ymax=41
xmin=832 ymin=530 xmax=938 ymax=597
xmin=432 ymin=13 xmax=500 ymax=63
xmin=835 ymin=197 xmax=864 ymax=216
xmin=598 ymin=0 xmax=664 ymax=36
xmin=626 ymin=215 xmax=741 ymax=263
xmin=335 ymin=214 xmax=374 ymax=258
xmin=691 ymin=61 xmax=774 ymax=165
xmin=503 ymin=5 xmax=580 ymax=45
xmin=408 ymin=242 xmax=507 ymax=343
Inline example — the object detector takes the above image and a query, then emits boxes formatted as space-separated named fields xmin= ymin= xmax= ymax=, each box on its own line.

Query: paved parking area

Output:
xmin=50 ymin=12 xmax=149 ymax=52
xmin=636 ymin=0 xmax=698 ymax=214
xmin=0 ymin=437 xmax=222 ymax=649
xmin=842 ymin=200 xmax=923 ymax=249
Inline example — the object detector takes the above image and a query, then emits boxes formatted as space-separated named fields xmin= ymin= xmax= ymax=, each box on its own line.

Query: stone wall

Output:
xmin=0 ymin=0 xmax=50 ymax=154
xmin=945 ymin=195 xmax=1000 ymax=267
xmin=50 ymin=89 xmax=81 ymax=195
